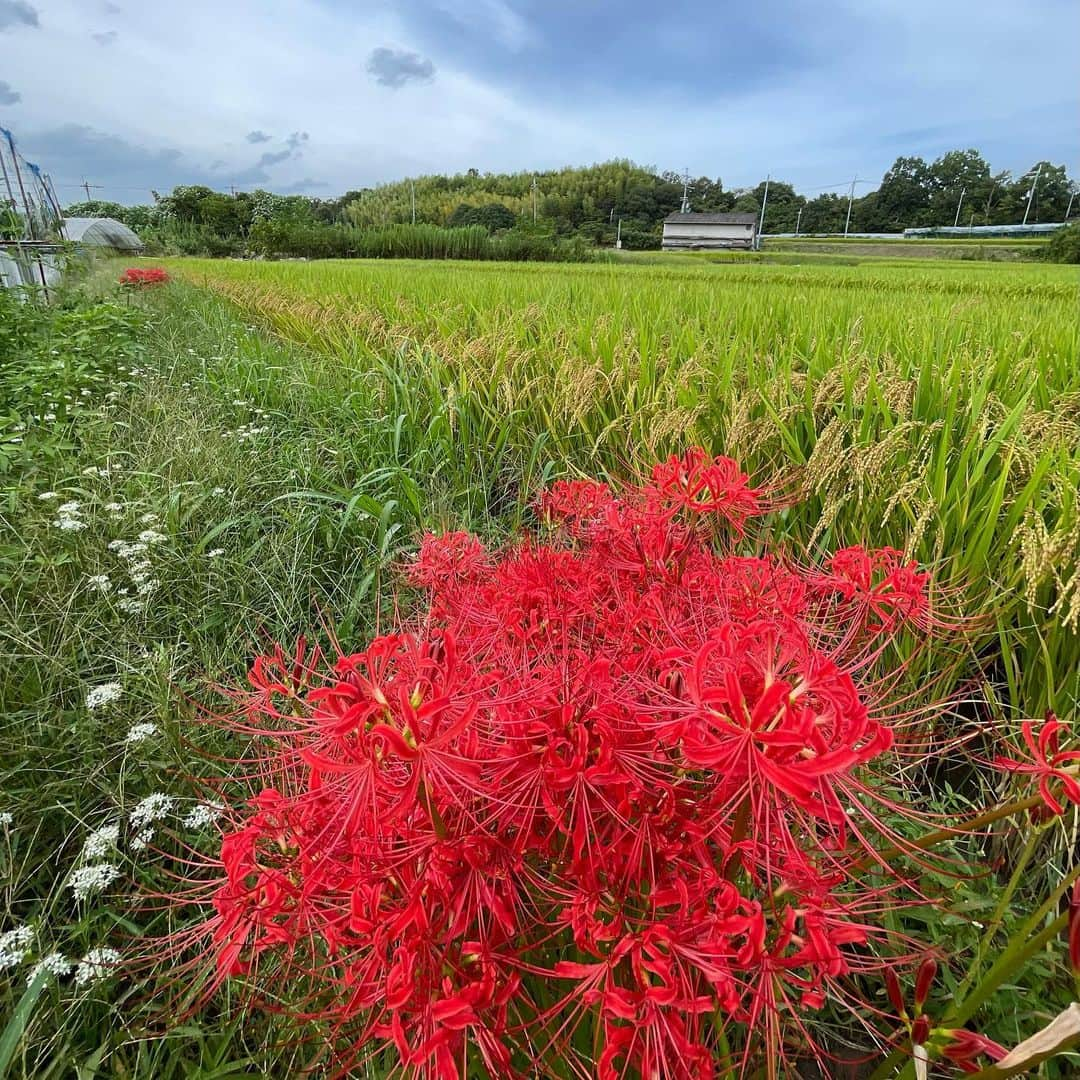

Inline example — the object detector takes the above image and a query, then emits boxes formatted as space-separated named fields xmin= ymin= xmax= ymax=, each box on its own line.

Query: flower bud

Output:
xmin=914 ymin=957 xmax=937 ymax=1012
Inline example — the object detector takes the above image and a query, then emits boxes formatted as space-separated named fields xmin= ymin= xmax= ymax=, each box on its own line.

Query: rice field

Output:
xmin=175 ymin=255 xmax=1080 ymax=724
xmin=3 ymin=253 xmax=1079 ymax=1076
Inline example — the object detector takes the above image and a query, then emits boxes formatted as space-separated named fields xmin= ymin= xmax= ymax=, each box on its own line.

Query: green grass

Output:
xmin=1 ymin=254 xmax=1078 ymax=1075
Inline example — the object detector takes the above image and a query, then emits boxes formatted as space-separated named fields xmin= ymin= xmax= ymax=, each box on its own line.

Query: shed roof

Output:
xmin=62 ymin=217 xmax=144 ymax=251
xmin=663 ymin=212 xmax=758 ymax=225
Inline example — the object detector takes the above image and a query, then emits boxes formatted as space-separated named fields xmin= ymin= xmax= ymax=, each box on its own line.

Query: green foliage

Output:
xmin=446 ymin=202 xmax=517 ymax=231
xmin=1043 ymin=222 xmax=1080 ymax=263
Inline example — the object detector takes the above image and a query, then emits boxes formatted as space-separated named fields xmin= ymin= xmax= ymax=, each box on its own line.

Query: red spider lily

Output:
xmin=157 ymin=449 xmax=971 ymax=1079
xmin=994 ymin=713 xmax=1080 ymax=815
xmin=119 ymin=266 xmax=170 ymax=287
xmin=940 ymin=1029 xmax=1008 ymax=1074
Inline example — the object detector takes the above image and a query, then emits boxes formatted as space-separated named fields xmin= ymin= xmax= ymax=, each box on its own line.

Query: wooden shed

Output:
xmin=661 ymin=212 xmax=757 ymax=251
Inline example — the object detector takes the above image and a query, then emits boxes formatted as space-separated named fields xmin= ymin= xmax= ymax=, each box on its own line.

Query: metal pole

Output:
xmin=1023 ymin=164 xmax=1042 ymax=225
xmin=953 ymin=186 xmax=966 ymax=228
xmin=843 ymin=175 xmax=858 ymax=238
xmin=756 ymin=175 xmax=770 ymax=250
xmin=616 ymin=218 xmax=622 ymax=249
xmin=410 ymin=180 xmax=415 ymax=225
xmin=1066 ymin=190 xmax=1076 ymax=221
xmin=532 ymin=176 xmax=537 ymax=222
xmin=795 ymin=207 xmax=802 ymax=237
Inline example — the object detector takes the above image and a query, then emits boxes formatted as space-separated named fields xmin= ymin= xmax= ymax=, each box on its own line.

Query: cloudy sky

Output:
xmin=0 ymin=0 xmax=1076 ymax=205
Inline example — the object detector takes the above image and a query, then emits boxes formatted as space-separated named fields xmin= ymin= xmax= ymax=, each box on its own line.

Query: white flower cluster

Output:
xmin=85 ymin=682 xmax=122 ymax=710
xmin=182 ymin=802 xmax=224 ymax=830
xmin=206 ymin=548 xmax=225 ymax=558
xmin=81 ymin=465 xmax=111 ymax=479
xmin=0 ymin=926 xmax=34 ymax=970
xmin=104 ymin=501 xmax=124 ymax=515
xmin=26 ymin=952 xmax=72 ymax=985
xmin=38 ymin=491 xmax=59 ymax=501
xmin=0 ymin=810 xmax=12 ymax=827
xmin=74 ymin=947 xmax=121 ymax=987
xmin=130 ymin=793 xmax=174 ymax=830
xmin=81 ymin=822 xmax=120 ymax=860
xmin=86 ymin=573 xmax=112 ymax=593
xmin=130 ymin=792 xmax=174 ymax=851
xmin=124 ymin=722 xmax=158 ymax=746
xmin=107 ymin=531 xmax=166 ymax=614
xmin=54 ymin=500 xmax=87 ymax=532
xmin=211 ymin=487 xmax=226 ymax=496
xmin=222 ymin=422 xmax=269 ymax=444
xmin=69 ymin=863 xmax=121 ymax=901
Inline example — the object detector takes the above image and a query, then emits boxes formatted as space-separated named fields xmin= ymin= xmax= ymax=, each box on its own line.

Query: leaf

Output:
xmin=0 ymin=968 xmax=49 ymax=1077
xmin=967 ymin=1003 xmax=1080 ymax=1078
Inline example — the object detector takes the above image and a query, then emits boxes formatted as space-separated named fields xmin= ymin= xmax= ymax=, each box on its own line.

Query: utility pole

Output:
xmin=952 ymin=187 xmax=966 ymax=228
xmin=1065 ymin=187 xmax=1076 ymax=221
xmin=756 ymin=174 xmax=770 ymax=250
xmin=1022 ymin=164 xmax=1042 ymax=226
xmin=410 ymin=180 xmax=415 ymax=225
xmin=531 ymin=176 xmax=537 ymax=222
xmin=794 ymin=206 xmax=803 ymax=237
xmin=81 ymin=179 xmax=103 ymax=202
xmin=616 ymin=218 xmax=622 ymax=250
xmin=680 ymin=168 xmax=690 ymax=214
xmin=843 ymin=175 xmax=858 ymax=238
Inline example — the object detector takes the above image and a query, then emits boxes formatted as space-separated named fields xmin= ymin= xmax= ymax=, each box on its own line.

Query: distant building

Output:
xmin=662 ymin=212 xmax=758 ymax=251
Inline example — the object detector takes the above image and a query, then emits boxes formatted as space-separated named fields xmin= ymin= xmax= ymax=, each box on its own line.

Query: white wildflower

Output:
xmin=69 ymin=863 xmax=120 ymax=901
xmin=86 ymin=574 xmax=112 ymax=593
xmin=57 ymin=501 xmax=82 ymax=515
xmin=130 ymin=793 xmax=173 ymax=830
xmin=124 ymin=722 xmax=158 ymax=746
xmin=118 ymin=598 xmax=145 ymax=615
xmin=138 ymin=512 xmax=159 ymax=525
xmin=74 ymin=947 xmax=121 ymax=987
xmin=43 ymin=412 xmax=56 ymax=422
xmin=129 ymin=829 xmax=154 ymax=851
xmin=135 ymin=579 xmax=159 ymax=596
xmin=37 ymin=491 xmax=60 ymax=501
xmin=137 ymin=529 xmax=167 ymax=545
xmin=0 ymin=926 xmax=34 ymax=970
xmin=103 ymin=502 xmax=124 ymax=514
xmin=81 ymin=466 xmax=110 ymax=478
xmin=0 ymin=811 xmax=12 ymax=827
xmin=85 ymin=682 xmax=122 ymax=710
xmin=182 ymin=803 xmax=224 ymax=830
xmin=211 ymin=487 xmax=225 ymax=496
xmin=81 ymin=823 xmax=120 ymax=860
xmin=55 ymin=516 xmax=87 ymax=531
xmin=26 ymin=952 xmax=72 ymax=985
xmin=206 ymin=548 xmax=225 ymax=558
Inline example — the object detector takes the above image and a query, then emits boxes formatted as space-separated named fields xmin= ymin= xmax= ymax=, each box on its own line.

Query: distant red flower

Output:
xmin=119 ymin=266 xmax=169 ymax=287
xmin=994 ymin=714 xmax=1080 ymax=815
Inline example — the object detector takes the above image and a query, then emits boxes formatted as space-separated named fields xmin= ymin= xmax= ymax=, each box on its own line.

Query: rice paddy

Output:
xmin=174 ymin=255 xmax=1080 ymax=723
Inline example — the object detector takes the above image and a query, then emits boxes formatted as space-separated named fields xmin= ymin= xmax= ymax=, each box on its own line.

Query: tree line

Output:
xmin=63 ymin=151 xmax=1077 ymax=256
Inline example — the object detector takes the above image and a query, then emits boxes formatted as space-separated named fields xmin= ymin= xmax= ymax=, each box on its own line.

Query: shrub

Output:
xmin=1043 ymin=222 xmax=1080 ymax=263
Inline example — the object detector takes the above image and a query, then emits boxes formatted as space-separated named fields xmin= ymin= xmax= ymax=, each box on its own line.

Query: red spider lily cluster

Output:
xmin=118 ymin=266 xmax=169 ymax=287
xmin=175 ymin=450 xmax=963 ymax=1077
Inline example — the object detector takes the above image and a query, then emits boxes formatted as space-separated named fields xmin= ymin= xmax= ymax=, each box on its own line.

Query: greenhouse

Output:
xmin=62 ymin=216 xmax=145 ymax=252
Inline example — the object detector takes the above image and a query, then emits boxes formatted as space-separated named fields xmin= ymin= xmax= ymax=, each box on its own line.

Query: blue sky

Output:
xmin=0 ymin=0 xmax=1076 ymax=204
